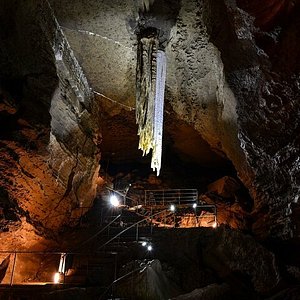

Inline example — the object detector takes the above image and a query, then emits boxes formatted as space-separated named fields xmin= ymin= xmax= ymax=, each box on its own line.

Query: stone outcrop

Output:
xmin=199 ymin=226 xmax=281 ymax=294
xmin=48 ymin=0 xmax=300 ymax=241
xmin=203 ymin=0 xmax=300 ymax=239
xmin=207 ymin=176 xmax=241 ymax=199
xmin=153 ymin=227 xmax=281 ymax=298
xmin=0 ymin=0 xmax=101 ymax=244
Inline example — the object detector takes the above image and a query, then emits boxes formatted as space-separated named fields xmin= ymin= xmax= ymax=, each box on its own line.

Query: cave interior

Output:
xmin=0 ymin=0 xmax=300 ymax=299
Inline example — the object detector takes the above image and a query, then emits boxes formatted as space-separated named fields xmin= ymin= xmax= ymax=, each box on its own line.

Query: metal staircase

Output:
xmin=0 ymin=188 xmax=217 ymax=299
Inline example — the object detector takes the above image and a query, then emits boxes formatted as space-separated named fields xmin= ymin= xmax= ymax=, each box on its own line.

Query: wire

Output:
xmin=93 ymin=91 xmax=135 ymax=111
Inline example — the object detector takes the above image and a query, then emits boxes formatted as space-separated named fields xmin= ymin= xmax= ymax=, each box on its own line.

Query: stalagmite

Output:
xmin=136 ymin=33 xmax=166 ymax=176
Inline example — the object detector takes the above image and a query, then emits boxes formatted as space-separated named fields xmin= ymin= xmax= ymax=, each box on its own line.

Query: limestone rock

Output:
xmin=200 ymin=226 xmax=281 ymax=294
xmin=117 ymin=259 xmax=180 ymax=300
xmin=203 ymin=0 xmax=300 ymax=239
xmin=0 ymin=255 xmax=10 ymax=283
xmin=207 ymin=176 xmax=241 ymax=199
xmin=200 ymin=193 xmax=251 ymax=230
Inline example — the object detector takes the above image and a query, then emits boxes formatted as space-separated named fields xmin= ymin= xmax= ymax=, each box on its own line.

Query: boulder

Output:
xmin=200 ymin=193 xmax=251 ymax=230
xmin=200 ymin=226 xmax=281 ymax=295
xmin=207 ymin=176 xmax=241 ymax=199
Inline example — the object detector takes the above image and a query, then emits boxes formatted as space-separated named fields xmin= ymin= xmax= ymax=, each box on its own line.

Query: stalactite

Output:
xmin=151 ymin=50 xmax=166 ymax=174
xmin=136 ymin=31 xmax=166 ymax=176
xmin=137 ymin=0 xmax=155 ymax=12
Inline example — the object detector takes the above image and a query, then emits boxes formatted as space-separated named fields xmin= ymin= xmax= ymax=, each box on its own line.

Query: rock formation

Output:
xmin=0 ymin=0 xmax=300 ymax=298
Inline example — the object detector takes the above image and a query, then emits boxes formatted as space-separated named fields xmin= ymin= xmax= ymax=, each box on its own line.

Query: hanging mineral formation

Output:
xmin=136 ymin=33 xmax=166 ymax=176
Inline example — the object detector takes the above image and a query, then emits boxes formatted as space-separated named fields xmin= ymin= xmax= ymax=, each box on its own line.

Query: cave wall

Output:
xmin=0 ymin=0 xmax=101 ymax=245
xmin=1 ymin=0 xmax=299 ymax=243
xmin=203 ymin=0 xmax=300 ymax=240
xmin=48 ymin=0 xmax=300 ymax=240
xmin=165 ymin=0 xmax=253 ymax=186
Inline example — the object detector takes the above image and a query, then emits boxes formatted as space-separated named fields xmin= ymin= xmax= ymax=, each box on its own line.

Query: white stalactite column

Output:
xmin=136 ymin=33 xmax=166 ymax=176
xmin=151 ymin=50 xmax=166 ymax=175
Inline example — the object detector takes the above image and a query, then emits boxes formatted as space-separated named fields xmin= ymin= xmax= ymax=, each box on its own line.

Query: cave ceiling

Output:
xmin=50 ymin=0 xmax=300 ymax=239
xmin=49 ymin=0 xmax=237 ymax=168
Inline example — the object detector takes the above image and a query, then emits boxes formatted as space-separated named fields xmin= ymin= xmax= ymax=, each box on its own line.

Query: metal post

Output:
xmin=136 ymin=223 xmax=139 ymax=241
xmin=215 ymin=205 xmax=217 ymax=226
xmin=100 ymin=208 xmax=103 ymax=226
xmin=80 ymin=205 xmax=83 ymax=227
xmin=150 ymin=207 xmax=153 ymax=235
xmin=174 ymin=213 xmax=175 ymax=228
xmin=114 ymin=253 xmax=117 ymax=281
xmin=10 ymin=252 xmax=17 ymax=286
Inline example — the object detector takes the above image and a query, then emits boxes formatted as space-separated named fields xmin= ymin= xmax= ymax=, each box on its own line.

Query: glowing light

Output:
xmin=170 ymin=204 xmax=175 ymax=212
xmin=147 ymin=245 xmax=153 ymax=251
xmin=212 ymin=222 xmax=217 ymax=228
xmin=58 ymin=253 xmax=66 ymax=273
xmin=110 ymin=195 xmax=120 ymax=207
xmin=142 ymin=241 xmax=147 ymax=247
xmin=192 ymin=203 xmax=197 ymax=209
xmin=54 ymin=272 xmax=60 ymax=284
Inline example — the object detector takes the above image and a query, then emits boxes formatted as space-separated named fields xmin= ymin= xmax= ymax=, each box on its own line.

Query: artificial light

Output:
xmin=53 ymin=272 xmax=60 ymax=284
xmin=110 ymin=195 xmax=120 ymax=207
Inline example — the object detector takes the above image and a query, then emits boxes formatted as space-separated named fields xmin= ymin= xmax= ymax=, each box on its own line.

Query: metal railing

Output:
xmin=144 ymin=189 xmax=198 ymax=206
xmin=97 ymin=210 xmax=168 ymax=251
xmin=0 ymin=250 xmax=117 ymax=287
xmin=99 ymin=262 xmax=145 ymax=300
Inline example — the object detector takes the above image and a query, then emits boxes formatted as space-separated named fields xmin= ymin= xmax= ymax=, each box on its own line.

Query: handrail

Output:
xmin=97 ymin=209 xmax=167 ymax=251
xmin=144 ymin=189 xmax=198 ymax=206
xmin=73 ymin=214 xmax=121 ymax=251
xmin=106 ymin=186 xmax=138 ymax=206
xmin=99 ymin=264 xmax=145 ymax=300
xmin=0 ymin=215 xmax=122 ymax=255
